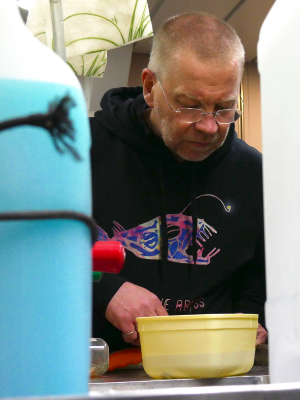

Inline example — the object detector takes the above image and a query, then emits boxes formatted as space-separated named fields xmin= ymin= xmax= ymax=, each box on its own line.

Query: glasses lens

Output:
xmin=216 ymin=109 xmax=236 ymax=124
xmin=177 ymin=108 xmax=205 ymax=123
xmin=216 ymin=109 xmax=242 ymax=124
xmin=176 ymin=108 xmax=243 ymax=124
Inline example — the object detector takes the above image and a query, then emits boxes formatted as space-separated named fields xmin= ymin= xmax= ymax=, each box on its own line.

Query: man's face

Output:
xmin=144 ymin=54 xmax=242 ymax=162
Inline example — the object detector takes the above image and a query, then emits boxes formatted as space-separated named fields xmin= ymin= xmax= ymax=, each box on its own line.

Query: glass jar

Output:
xmin=90 ymin=338 xmax=109 ymax=377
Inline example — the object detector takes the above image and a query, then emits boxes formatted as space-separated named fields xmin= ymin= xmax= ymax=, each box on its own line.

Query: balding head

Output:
xmin=148 ymin=12 xmax=245 ymax=79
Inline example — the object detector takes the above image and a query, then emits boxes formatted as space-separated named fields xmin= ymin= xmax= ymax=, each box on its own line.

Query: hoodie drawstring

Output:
xmin=159 ymin=161 xmax=198 ymax=307
xmin=159 ymin=161 xmax=168 ymax=280
xmin=191 ymin=163 xmax=198 ymax=269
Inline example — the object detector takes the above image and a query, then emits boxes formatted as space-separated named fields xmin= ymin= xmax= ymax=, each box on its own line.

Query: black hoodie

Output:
xmin=90 ymin=87 xmax=266 ymax=351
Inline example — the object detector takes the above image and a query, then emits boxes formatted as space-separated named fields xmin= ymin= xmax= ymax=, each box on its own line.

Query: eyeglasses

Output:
xmin=157 ymin=78 xmax=242 ymax=125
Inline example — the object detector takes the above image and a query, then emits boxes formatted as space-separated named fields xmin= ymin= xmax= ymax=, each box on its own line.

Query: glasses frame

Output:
xmin=157 ymin=77 xmax=242 ymax=125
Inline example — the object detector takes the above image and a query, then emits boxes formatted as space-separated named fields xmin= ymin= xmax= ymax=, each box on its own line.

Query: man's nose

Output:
xmin=194 ymin=114 xmax=218 ymax=135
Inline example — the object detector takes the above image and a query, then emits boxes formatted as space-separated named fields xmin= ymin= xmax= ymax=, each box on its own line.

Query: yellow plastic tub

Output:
xmin=137 ymin=314 xmax=258 ymax=379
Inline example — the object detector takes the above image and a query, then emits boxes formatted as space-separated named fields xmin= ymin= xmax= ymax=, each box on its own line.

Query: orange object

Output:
xmin=108 ymin=347 xmax=142 ymax=371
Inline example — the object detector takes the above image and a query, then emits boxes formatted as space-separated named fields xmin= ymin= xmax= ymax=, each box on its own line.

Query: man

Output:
xmin=91 ymin=12 xmax=267 ymax=351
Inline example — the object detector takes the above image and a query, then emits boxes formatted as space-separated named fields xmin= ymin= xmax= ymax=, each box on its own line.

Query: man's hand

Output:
xmin=105 ymin=282 xmax=168 ymax=346
xmin=256 ymin=323 xmax=268 ymax=347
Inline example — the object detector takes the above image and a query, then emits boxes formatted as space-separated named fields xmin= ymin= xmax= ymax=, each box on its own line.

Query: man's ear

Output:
xmin=142 ymin=68 xmax=156 ymax=108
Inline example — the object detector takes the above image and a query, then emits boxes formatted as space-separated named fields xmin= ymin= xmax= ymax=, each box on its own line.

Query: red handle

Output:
xmin=92 ymin=241 xmax=125 ymax=274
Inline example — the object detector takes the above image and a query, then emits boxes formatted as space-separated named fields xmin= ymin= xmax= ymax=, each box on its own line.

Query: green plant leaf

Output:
xmin=129 ymin=0 xmax=151 ymax=40
xmin=65 ymin=37 xmax=119 ymax=48
xmin=67 ymin=61 xmax=77 ymax=75
xmin=34 ymin=31 xmax=45 ymax=37
xmin=90 ymin=60 xmax=107 ymax=76
xmin=84 ymin=49 xmax=106 ymax=55
xmin=128 ymin=0 xmax=139 ymax=42
xmin=86 ymin=52 xmax=101 ymax=76
xmin=81 ymin=54 xmax=84 ymax=75
xmin=64 ymin=13 xmax=125 ymax=44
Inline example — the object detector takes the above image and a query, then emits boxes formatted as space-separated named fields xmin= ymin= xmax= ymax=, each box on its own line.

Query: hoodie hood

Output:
xmin=93 ymin=86 xmax=237 ymax=165
xmin=94 ymin=86 xmax=157 ymax=154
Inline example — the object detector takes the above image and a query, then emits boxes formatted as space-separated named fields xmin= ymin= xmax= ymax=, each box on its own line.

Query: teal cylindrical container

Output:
xmin=0 ymin=1 xmax=92 ymax=397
